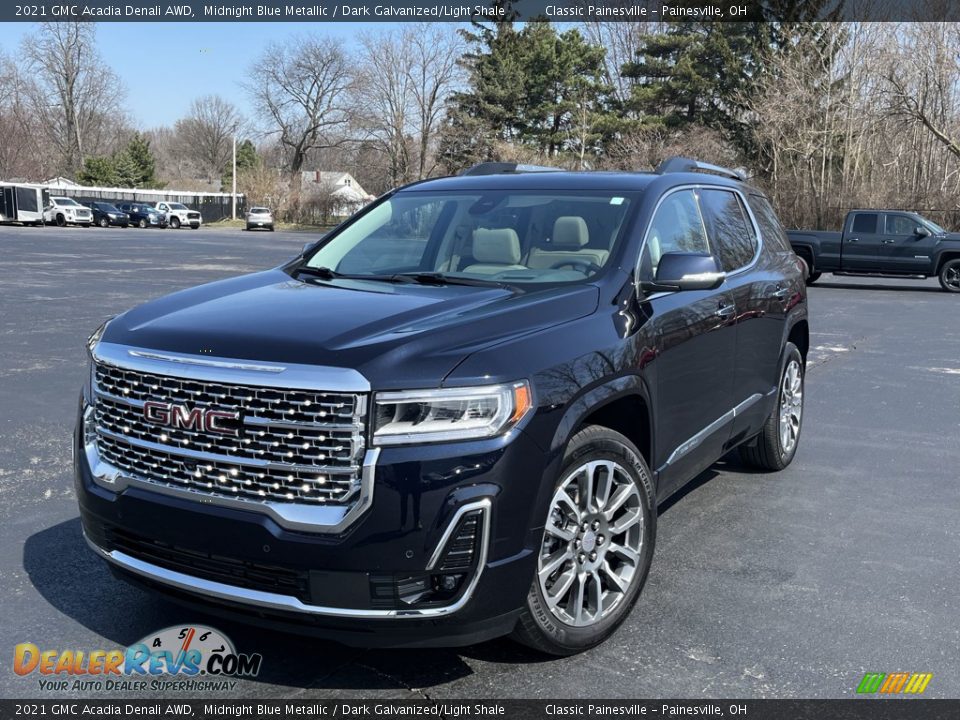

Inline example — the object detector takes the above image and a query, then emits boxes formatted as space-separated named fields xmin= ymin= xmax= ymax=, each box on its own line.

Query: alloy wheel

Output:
xmin=944 ymin=266 xmax=960 ymax=290
xmin=779 ymin=359 xmax=803 ymax=455
xmin=538 ymin=460 xmax=644 ymax=627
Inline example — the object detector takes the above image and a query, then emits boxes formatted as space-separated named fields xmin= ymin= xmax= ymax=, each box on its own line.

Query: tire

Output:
xmin=170 ymin=217 xmax=181 ymax=229
xmin=138 ymin=218 xmax=147 ymax=229
xmin=512 ymin=425 xmax=656 ymax=656
xmin=99 ymin=217 xmax=109 ymax=228
xmin=268 ymin=226 xmax=275 ymax=232
xmin=190 ymin=224 xmax=199 ymax=230
xmin=56 ymin=214 xmax=66 ymax=227
xmin=806 ymin=272 xmax=821 ymax=285
xmin=938 ymin=258 xmax=960 ymax=293
xmin=739 ymin=342 xmax=804 ymax=471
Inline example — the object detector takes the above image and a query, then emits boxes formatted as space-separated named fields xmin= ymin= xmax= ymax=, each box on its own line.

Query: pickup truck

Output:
xmin=788 ymin=210 xmax=960 ymax=292
xmin=77 ymin=157 xmax=808 ymax=655
xmin=154 ymin=200 xmax=202 ymax=229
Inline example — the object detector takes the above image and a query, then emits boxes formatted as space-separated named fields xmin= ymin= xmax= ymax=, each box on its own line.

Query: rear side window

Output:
xmin=699 ymin=189 xmax=757 ymax=272
xmin=852 ymin=213 xmax=878 ymax=234
xmin=747 ymin=194 xmax=791 ymax=253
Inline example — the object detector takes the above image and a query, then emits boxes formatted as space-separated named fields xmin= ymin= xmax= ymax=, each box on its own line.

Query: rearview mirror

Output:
xmin=640 ymin=252 xmax=726 ymax=293
xmin=914 ymin=226 xmax=931 ymax=238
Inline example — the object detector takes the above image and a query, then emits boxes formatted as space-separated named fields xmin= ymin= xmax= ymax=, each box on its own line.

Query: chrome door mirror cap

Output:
xmin=640 ymin=252 xmax=726 ymax=294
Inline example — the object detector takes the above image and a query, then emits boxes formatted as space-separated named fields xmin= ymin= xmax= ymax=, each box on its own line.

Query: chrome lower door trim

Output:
xmin=664 ymin=392 xmax=764 ymax=467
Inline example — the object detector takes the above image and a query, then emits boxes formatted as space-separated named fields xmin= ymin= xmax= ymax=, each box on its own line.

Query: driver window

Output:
xmin=885 ymin=214 xmax=916 ymax=236
xmin=640 ymin=189 xmax=710 ymax=279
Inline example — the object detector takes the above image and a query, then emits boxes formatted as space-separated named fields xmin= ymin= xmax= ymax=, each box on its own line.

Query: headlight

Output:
xmin=373 ymin=382 xmax=532 ymax=446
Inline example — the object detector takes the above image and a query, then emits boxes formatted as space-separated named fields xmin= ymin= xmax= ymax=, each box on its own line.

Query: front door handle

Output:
xmin=847 ymin=237 xmax=859 ymax=243
xmin=715 ymin=303 xmax=735 ymax=318
xmin=882 ymin=239 xmax=895 ymax=244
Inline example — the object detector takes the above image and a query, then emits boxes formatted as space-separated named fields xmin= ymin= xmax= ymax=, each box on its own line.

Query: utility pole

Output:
xmin=231 ymin=135 xmax=237 ymax=221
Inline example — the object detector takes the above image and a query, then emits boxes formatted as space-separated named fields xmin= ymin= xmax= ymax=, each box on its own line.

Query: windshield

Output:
xmin=921 ymin=216 xmax=946 ymax=234
xmin=101 ymin=204 xmax=120 ymax=213
xmin=55 ymin=197 xmax=80 ymax=206
xmin=168 ymin=202 xmax=188 ymax=210
xmin=303 ymin=190 xmax=634 ymax=284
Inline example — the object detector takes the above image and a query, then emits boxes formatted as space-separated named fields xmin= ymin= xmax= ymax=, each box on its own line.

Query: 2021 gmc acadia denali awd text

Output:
xmin=76 ymin=158 xmax=808 ymax=655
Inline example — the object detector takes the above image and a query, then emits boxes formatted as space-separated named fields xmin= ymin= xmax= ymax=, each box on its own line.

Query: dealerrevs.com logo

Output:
xmin=13 ymin=625 xmax=262 ymax=692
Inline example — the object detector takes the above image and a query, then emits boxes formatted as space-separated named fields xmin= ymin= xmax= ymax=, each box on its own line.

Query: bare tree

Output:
xmin=245 ymin=36 xmax=352 ymax=173
xmin=174 ymin=95 xmax=244 ymax=181
xmin=884 ymin=23 xmax=960 ymax=160
xmin=21 ymin=22 xmax=127 ymax=174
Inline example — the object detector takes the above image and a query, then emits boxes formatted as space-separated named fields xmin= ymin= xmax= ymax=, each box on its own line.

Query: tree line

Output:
xmin=1 ymin=18 xmax=958 ymax=229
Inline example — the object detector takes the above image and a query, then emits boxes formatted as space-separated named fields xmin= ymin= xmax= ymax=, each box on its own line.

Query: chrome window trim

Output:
xmin=94 ymin=342 xmax=370 ymax=393
xmin=83 ymin=498 xmax=492 ymax=619
xmin=634 ymin=183 xmax=764 ymax=293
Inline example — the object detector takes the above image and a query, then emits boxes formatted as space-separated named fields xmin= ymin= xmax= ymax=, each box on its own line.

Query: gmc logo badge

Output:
xmin=143 ymin=401 xmax=240 ymax=436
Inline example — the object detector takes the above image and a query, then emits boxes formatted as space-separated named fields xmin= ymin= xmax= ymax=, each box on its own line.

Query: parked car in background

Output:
xmin=87 ymin=202 xmax=130 ymax=228
xmin=154 ymin=201 xmax=202 ymax=229
xmin=117 ymin=203 xmax=167 ymax=229
xmin=789 ymin=210 xmax=960 ymax=292
xmin=245 ymin=206 xmax=274 ymax=231
xmin=44 ymin=197 xmax=92 ymax=227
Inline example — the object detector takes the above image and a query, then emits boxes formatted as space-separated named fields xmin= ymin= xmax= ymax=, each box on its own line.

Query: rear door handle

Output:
xmin=773 ymin=286 xmax=790 ymax=299
xmin=715 ymin=303 xmax=736 ymax=318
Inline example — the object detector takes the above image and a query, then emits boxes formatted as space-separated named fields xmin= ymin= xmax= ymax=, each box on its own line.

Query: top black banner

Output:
xmin=4 ymin=0 xmax=960 ymax=23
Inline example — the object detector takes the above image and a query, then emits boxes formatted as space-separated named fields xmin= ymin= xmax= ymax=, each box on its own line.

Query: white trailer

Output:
xmin=0 ymin=183 xmax=47 ymax=225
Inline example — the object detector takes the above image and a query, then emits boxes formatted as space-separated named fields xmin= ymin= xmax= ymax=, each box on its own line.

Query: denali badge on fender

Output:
xmin=77 ymin=157 xmax=809 ymax=655
xmin=142 ymin=401 xmax=240 ymax=436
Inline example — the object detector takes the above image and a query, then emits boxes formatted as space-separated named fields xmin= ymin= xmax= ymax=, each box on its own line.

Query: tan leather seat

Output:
xmin=527 ymin=216 xmax=609 ymax=270
xmin=462 ymin=228 xmax=527 ymax=274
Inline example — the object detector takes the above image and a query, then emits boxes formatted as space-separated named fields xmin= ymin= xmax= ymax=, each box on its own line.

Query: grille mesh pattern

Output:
xmin=93 ymin=361 xmax=366 ymax=506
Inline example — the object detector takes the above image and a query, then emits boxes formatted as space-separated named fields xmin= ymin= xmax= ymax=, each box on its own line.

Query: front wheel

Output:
xmin=99 ymin=217 xmax=109 ymax=228
xmin=170 ymin=217 xmax=180 ymax=229
xmin=739 ymin=342 xmax=804 ymax=471
xmin=56 ymin=214 xmax=66 ymax=227
xmin=138 ymin=218 xmax=147 ymax=229
xmin=512 ymin=425 xmax=655 ymax=656
xmin=938 ymin=259 xmax=960 ymax=293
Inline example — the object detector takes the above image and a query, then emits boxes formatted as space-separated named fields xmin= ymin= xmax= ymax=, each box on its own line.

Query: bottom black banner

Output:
xmin=1 ymin=700 xmax=958 ymax=720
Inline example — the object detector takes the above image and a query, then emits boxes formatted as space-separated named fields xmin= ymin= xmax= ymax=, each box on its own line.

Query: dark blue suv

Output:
xmin=76 ymin=158 xmax=808 ymax=654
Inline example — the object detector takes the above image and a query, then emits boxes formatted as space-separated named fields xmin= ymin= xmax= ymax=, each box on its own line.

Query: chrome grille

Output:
xmin=92 ymin=361 xmax=366 ymax=506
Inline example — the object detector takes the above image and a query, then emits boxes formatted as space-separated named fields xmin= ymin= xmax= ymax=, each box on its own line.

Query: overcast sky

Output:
xmin=0 ymin=22 xmax=395 ymax=130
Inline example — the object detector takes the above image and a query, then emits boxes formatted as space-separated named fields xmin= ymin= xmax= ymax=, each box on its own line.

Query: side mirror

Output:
xmin=914 ymin=226 xmax=931 ymax=238
xmin=640 ymin=252 xmax=726 ymax=293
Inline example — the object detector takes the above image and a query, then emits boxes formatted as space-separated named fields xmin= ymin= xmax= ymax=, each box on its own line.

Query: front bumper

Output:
xmin=75 ymin=403 xmax=552 ymax=646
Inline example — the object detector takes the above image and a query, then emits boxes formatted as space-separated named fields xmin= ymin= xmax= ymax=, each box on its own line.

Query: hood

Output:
xmin=104 ymin=269 xmax=600 ymax=389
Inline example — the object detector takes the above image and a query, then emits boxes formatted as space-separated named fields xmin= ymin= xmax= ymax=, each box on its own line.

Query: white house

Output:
xmin=300 ymin=171 xmax=375 ymax=215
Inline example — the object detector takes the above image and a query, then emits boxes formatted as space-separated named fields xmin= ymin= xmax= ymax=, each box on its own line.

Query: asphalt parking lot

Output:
xmin=1 ymin=224 xmax=958 ymax=700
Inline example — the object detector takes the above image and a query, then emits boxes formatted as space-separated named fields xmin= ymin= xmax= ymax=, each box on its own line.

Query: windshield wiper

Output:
xmin=294 ymin=265 xmax=342 ymax=280
xmin=393 ymin=272 xmax=506 ymax=288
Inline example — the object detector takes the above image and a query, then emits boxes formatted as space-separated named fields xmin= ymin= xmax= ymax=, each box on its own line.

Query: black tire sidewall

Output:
xmin=939 ymin=260 xmax=960 ymax=293
xmin=522 ymin=426 xmax=656 ymax=654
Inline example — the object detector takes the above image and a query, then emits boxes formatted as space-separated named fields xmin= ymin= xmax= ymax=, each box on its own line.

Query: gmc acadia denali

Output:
xmin=76 ymin=158 xmax=808 ymax=655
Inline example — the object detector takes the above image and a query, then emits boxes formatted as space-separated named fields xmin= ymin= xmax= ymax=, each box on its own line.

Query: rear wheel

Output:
xmin=739 ymin=342 xmax=804 ymax=471
xmin=806 ymin=271 xmax=821 ymax=285
xmin=513 ymin=425 xmax=655 ymax=656
xmin=938 ymin=259 xmax=960 ymax=293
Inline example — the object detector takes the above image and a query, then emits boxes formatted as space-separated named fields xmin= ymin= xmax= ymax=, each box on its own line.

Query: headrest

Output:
xmin=552 ymin=216 xmax=589 ymax=249
xmin=472 ymin=228 xmax=521 ymax=264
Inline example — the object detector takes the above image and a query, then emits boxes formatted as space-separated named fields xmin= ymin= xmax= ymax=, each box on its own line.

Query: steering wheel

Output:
xmin=550 ymin=260 xmax=603 ymax=275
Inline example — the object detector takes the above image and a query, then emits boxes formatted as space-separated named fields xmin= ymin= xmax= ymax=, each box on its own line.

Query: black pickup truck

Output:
xmin=788 ymin=210 xmax=960 ymax=292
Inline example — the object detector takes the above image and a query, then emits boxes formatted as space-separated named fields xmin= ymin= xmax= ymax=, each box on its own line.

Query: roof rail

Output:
xmin=460 ymin=162 xmax=563 ymax=177
xmin=656 ymin=156 xmax=746 ymax=182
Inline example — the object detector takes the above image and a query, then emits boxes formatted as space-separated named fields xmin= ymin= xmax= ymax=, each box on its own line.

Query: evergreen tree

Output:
xmin=119 ymin=132 xmax=157 ymax=188
xmin=77 ymin=156 xmax=117 ymax=186
xmin=221 ymin=139 xmax=260 ymax=191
